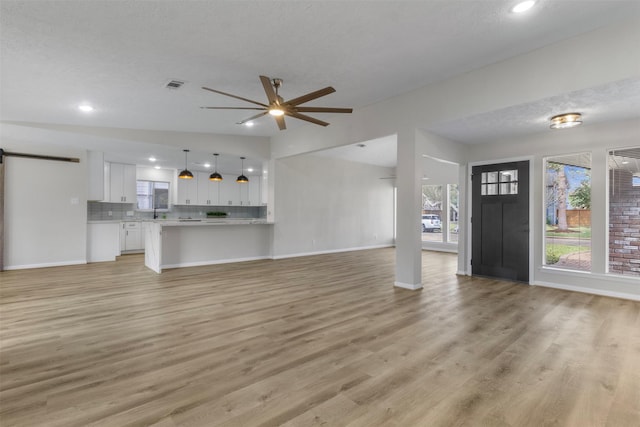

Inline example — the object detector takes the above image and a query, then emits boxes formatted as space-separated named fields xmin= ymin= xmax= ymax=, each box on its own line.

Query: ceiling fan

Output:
xmin=201 ymin=76 xmax=352 ymax=130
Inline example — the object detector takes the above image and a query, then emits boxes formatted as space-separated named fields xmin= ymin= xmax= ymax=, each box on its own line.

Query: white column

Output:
xmin=395 ymin=130 xmax=423 ymax=290
xmin=591 ymin=149 xmax=607 ymax=275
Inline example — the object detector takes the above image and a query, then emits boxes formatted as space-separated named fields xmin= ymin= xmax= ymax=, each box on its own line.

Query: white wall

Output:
xmin=3 ymin=142 xmax=88 ymax=269
xmin=273 ymin=154 xmax=395 ymax=258
xmin=465 ymin=118 xmax=640 ymax=300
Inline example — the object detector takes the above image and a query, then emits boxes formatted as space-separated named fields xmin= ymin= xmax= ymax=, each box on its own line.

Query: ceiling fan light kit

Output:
xmin=550 ymin=112 xmax=582 ymax=129
xmin=202 ymin=75 xmax=353 ymax=130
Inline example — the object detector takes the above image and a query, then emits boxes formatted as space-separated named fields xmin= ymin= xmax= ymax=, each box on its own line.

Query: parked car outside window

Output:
xmin=422 ymin=214 xmax=441 ymax=232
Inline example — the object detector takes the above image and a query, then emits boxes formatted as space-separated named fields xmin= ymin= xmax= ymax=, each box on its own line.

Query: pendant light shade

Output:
xmin=209 ymin=153 xmax=223 ymax=181
xmin=236 ymin=157 xmax=249 ymax=183
xmin=178 ymin=149 xmax=194 ymax=179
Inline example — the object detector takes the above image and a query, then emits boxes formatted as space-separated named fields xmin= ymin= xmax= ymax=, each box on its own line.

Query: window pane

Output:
xmin=608 ymin=147 xmax=640 ymax=276
xmin=487 ymin=172 xmax=498 ymax=183
xmin=486 ymin=183 xmax=498 ymax=195
xmin=481 ymin=172 xmax=487 ymax=184
xmin=499 ymin=170 xmax=516 ymax=182
xmin=544 ymin=153 xmax=591 ymax=271
xmin=422 ymin=184 xmax=443 ymax=243
xmin=448 ymin=184 xmax=459 ymax=243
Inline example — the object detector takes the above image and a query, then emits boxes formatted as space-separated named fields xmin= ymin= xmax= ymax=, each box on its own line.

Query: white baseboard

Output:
xmin=162 ymin=256 xmax=271 ymax=269
xmin=534 ymin=280 xmax=640 ymax=302
xmin=4 ymin=259 xmax=87 ymax=270
xmin=273 ymin=244 xmax=393 ymax=260
xmin=394 ymin=281 xmax=423 ymax=290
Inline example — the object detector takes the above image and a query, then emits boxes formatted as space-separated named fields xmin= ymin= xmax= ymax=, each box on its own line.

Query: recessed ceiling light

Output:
xmin=511 ymin=1 xmax=536 ymax=13
xmin=550 ymin=112 xmax=583 ymax=129
xmin=622 ymin=161 xmax=630 ymax=165
xmin=154 ymin=165 xmax=161 ymax=169
xmin=204 ymin=163 xmax=211 ymax=168
xmin=247 ymin=167 xmax=254 ymax=172
xmin=78 ymin=104 xmax=94 ymax=112
xmin=149 ymin=157 xmax=156 ymax=162
xmin=245 ymin=121 xmax=254 ymax=127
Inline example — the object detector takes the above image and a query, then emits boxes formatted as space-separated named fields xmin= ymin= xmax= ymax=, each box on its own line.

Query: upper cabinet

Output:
xmin=108 ymin=163 xmax=137 ymax=203
xmin=176 ymin=174 xmax=198 ymax=205
xmin=176 ymin=172 xmax=262 ymax=206
xmin=197 ymin=172 xmax=221 ymax=206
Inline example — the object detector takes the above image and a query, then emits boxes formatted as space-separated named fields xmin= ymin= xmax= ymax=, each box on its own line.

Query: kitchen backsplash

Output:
xmin=88 ymin=202 xmax=265 ymax=221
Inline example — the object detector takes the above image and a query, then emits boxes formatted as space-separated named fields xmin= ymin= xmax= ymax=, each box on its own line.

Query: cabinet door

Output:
xmin=125 ymin=229 xmax=141 ymax=250
xmin=122 ymin=164 xmax=137 ymax=203
xmin=248 ymin=179 xmax=261 ymax=206
xmin=219 ymin=174 xmax=240 ymax=206
xmin=177 ymin=174 xmax=198 ymax=205
xmin=196 ymin=172 xmax=221 ymax=205
xmin=109 ymin=163 xmax=125 ymax=203
xmin=108 ymin=163 xmax=137 ymax=203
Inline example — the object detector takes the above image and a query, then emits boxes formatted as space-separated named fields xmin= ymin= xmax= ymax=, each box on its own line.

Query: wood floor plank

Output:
xmin=1 ymin=249 xmax=639 ymax=426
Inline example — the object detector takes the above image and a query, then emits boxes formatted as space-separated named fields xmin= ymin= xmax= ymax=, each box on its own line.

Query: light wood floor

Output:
xmin=1 ymin=249 xmax=639 ymax=427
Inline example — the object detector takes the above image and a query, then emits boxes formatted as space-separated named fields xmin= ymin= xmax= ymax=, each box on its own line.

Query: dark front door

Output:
xmin=472 ymin=161 xmax=529 ymax=283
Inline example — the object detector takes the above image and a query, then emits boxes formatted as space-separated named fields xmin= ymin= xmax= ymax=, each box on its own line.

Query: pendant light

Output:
xmin=236 ymin=157 xmax=249 ymax=183
xmin=209 ymin=153 xmax=223 ymax=181
xmin=178 ymin=149 xmax=194 ymax=179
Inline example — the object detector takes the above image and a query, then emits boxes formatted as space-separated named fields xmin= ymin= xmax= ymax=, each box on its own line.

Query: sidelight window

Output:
xmin=544 ymin=153 xmax=591 ymax=271
xmin=608 ymin=147 xmax=640 ymax=276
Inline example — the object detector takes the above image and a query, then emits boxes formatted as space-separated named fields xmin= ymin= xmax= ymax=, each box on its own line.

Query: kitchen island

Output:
xmin=144 ymin=219 xmax=273 ymax=273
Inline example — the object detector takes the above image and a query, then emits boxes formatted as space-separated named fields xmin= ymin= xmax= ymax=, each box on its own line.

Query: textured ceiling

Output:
xmin=1 ymin=0 xmax=639 ymax=168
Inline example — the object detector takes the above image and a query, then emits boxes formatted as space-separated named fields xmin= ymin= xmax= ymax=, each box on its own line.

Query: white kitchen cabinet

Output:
xmin=106 ymin=162 xmax=136 ymax=203
xmin=219 ymin=174 xmax=240 ymax=206
xmin=238 ymin=177 xmax=261 ymax=206
xmin=176 ymin=173 xmax=198 ymax=205
xmin=121 ymin=221 xmax=142 ymax=251
xmin=87 ymin=222 xmax=121 ymax=262
xmin=197 ymin=172 xmax=221 ymax=206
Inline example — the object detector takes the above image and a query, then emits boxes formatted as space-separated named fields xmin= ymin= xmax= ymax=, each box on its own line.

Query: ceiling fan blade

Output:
xmin=200 ymin=107 xmax=265 ymax=110
xmin=237 ymin=111 xmax=269 ymax=125
xmin=275 ymin=115 xmax=286 ymax=130
xmin=259 ymin=75 xmax=278 ymax=104
xmin=202 ymin=86 xmax=268 ymax=107
xmin=286 ymin=111 xmax=330 ymax=127
xmin=294 ymin=107 xmax=353 ymax=114
xmin=286 ymin=86 xmax=336 ymax=106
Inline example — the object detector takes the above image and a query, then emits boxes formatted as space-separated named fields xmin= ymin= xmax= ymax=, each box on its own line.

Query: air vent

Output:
xmin=165 ymin=79 xmax=185 ymax=90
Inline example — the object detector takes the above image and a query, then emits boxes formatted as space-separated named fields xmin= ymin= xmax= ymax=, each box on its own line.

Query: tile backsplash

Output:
xmin=88 ymin=202 xmax=265 ymax=221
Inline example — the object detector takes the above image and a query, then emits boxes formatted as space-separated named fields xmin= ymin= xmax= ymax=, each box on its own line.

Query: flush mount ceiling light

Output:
xmin=550 ymin=112 xmax=583 ymax=129
xmin=268 ymin=108 xmax=285 ymax=117
xmin=78 ymin=104 xmax=94 ymax=112
xmin=511 ymin=0 xmax=536 ymax=13
xmin=236 ymin=157 xmax=249 ymax=183
xmin=209 ymin=153 xmax=223 ymax=181
xmin=178 ymin=149 xmax=194 ymax=179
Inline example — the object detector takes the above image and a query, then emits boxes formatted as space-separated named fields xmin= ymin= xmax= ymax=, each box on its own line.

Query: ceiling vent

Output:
xmin=165 ymin=79 xmax=185 ymax=90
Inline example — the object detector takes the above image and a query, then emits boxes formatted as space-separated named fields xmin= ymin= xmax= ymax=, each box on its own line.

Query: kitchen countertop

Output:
xmin=88 ymin=219 xmax=272 ymax=225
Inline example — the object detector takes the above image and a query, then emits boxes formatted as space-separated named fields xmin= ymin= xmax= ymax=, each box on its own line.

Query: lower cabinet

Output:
xmin=121 ymin=221 xmax=143 ymax=252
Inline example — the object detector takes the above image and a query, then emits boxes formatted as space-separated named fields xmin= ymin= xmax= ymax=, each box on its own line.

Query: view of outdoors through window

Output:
xmin=421 ymin=184 xmax=458 ymax=244
xmin=608 ymin=147 xmax=640 ymax=277
xmin=545 ymin=153 xmax=592 ymax=271
xmin=137 ymin=180 xmax=169 ymax=210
